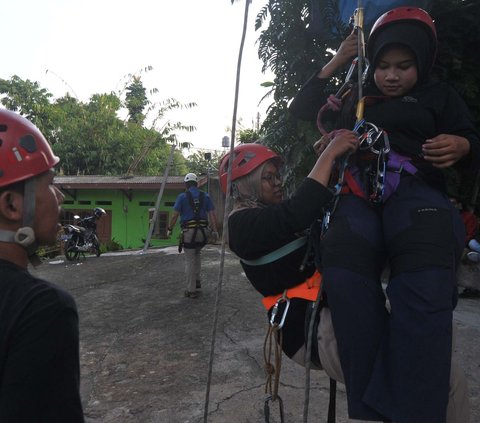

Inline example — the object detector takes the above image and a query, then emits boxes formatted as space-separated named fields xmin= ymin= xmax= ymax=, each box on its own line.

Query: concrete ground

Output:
xmin=31 ymin=245 xmax=480 ymax=423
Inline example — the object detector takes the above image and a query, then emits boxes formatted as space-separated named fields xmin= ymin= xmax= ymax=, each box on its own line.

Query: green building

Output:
xmin=54 ymin=175 xmax=220 ymax=250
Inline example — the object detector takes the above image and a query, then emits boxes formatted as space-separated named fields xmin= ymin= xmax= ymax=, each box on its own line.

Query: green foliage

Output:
xmin=431 ymin=0 xmax=480 ymax=127
xmin=429 ymin=0 xmax=480 ymax=205
xmin=125 ymin=76 xmax=148 ymax=125
xmin=37 ymin=244 xmax=61 ymax=259
xmin=255 ymin=0 xmax=480 ymax=201
xmin=0 ymin=75 xmax=56 ymax=137
xmin=0 ymin=75 xmax=193 ymax=176
xmin=255 ymin=0 xmax=348 ymax=186
xmin=101 ymin=238 xmax=123 ymax=252
xmin=238 ymin=128 xmax=260 ymax=144
xmin=185 ymin=150 xmax=224 ymax=175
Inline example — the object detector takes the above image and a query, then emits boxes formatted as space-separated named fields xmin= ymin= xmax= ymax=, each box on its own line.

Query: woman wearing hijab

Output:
xmin=289 ymin=7 xmax=478 ymax=423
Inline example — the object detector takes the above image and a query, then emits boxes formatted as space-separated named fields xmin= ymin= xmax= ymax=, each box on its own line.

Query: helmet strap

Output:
xmin=0 ymin=230 xmax=16 ymax=244
xmin=0 ymin=226 xmax=40 ymax=266
xmin=21 ymin=178 xmax=41 ymax=266
xmin=0 ymin=178 xmax=41 ymax=266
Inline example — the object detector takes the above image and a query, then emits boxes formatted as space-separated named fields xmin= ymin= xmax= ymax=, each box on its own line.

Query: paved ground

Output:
xmin=31 ymin=245 xmax=480 ymax=423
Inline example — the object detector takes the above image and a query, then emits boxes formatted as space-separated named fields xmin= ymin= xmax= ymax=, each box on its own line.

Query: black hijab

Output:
xmin=367 ymin=21 xmax=436 ymax=84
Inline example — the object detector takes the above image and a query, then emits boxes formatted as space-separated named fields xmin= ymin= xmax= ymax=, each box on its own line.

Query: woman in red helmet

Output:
xmin=220 ymin=132 xmax=358 ymax=385
xmin=289 ymin=7 xmax=478 ymax=423
xmin=0 ymin=110 xmax=84 ymax=422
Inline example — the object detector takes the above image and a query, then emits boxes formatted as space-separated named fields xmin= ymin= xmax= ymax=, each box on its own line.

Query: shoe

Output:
xmin=467 ymin=251 xmax=480 ymax=263
xmin=196 ymin=280 xmax=201 ymax=289
xmin=184 ymin=290 xmax=199 ymax=299
xmin=459 ymin=288 xmax=480 ymax=298
xmin=468 ymin=239 xmax=480 ymax=253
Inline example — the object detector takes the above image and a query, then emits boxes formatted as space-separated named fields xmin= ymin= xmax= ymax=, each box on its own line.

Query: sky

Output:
xmin=2 ymin=0 xmax=273 ymax=153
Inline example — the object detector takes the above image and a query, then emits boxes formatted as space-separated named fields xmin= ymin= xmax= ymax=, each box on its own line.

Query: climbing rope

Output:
xmin=263 ymin=326 xmax=283 ymax=402
xmin=303 ymin=288 xmax=321 ymax=422
xmin=202 ymin=1 xmax=252 ymax=421
xmin=263 ymin=291 xmax=290 ymax=423
xmin=263 ymin=293 xmax=288 ymax=422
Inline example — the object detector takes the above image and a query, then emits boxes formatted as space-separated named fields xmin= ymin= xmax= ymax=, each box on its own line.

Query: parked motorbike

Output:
xmin=61 ymin=207 xmax=106 ymax=261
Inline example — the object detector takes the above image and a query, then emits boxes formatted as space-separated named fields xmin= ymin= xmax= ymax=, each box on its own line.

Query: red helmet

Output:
xmin=367 ymin=7 xmax=437 ymax=79
xmin=219 ymin=143 xmax=282 ymax=194
xmin=0 ymin=109 xmax=59 ymax=188
xmin=370 ymin=7 xmax=436 ymax=40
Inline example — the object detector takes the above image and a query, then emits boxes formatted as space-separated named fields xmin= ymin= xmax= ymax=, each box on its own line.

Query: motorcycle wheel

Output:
xmin=65 ymin=240 xmax=79 ymax=261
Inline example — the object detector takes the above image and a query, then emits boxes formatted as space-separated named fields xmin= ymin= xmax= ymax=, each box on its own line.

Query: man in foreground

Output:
xmin=0 ymin=109 xmax=84 ymax=422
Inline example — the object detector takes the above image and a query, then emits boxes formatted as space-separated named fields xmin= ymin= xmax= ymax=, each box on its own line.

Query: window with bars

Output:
xmin=148 ymin=210 xmax=169 ymax=239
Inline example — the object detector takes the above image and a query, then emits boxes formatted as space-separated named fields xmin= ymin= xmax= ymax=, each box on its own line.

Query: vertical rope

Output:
xmin=202 ymin=1 xmax=252 ymax=422
xmin=302 ymin=289 xmax=323 ymax=423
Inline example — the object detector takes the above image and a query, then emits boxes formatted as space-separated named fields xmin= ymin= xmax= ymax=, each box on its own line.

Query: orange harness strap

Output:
xmin=261 ymin=270 xmax=322 ymax=310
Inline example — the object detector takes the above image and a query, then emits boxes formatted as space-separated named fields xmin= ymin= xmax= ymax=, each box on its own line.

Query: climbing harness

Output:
xmin=242 ymin=237 xmax=323 ymax=422
xmin=262 ymin=270 xmax=322 ymax=311
xmin=241 ymin=236 xmax=307 ymax=267
xmin=186 ymin=190 xmax=205 ymax=218
xmin=259 ymin=268 xmax=339 ymax=423
xmin=355 ymin=121 xmax=391 ymax=204
xmin=182 ymin=190 xmax=209 ymax=249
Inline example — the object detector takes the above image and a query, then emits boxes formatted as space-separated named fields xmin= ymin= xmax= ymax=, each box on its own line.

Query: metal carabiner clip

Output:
xmin=269 ymin=297 xmax=290 ymax=329
xmin=264 ymin=395 xmax=285 ymax=423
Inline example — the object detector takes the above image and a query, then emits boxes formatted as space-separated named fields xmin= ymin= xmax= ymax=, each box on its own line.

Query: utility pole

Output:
xmin=204 ymin=152 xmax=212 ymax=195
xmin=142 ymin=143 xmax=176 ymax=252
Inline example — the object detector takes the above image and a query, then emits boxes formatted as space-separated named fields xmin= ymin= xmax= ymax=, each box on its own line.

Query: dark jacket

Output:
xmin=289 ymin=75 xmax=480 ymax=190
xmin=0 ymin=259 xmax=84 ymax=422
xmin=228 ymin=178 xmax=332 ymax=357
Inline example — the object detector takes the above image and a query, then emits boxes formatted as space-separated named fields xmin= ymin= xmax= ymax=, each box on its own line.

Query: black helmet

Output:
xmin=94 ymin=207 xmax=106 ymax=218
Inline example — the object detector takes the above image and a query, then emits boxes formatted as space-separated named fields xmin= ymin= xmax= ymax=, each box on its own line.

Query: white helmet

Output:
xmin=184 ymin=173 xmax=198 ymax=183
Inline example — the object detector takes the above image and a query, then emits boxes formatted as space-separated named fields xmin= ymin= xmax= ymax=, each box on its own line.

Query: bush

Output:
xmin=101 ymin=238 xmax=123 ymax=253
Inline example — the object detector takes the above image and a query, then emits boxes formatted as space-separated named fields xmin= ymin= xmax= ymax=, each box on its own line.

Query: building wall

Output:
xmin=62 ymin=188 xmax=183 ymax=249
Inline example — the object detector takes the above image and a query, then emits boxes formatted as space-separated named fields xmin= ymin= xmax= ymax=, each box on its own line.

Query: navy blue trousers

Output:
xmin=320 ymin=176 xmax=465 ymax=423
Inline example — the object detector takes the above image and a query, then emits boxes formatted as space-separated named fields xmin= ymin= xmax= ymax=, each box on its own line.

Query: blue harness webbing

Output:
xmin=240 ymin=236 xmax=308 ymax=266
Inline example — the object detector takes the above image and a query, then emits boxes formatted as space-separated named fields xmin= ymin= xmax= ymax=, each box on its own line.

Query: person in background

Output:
xmin=460 ymin=203 xmax=478 ymax=245
xmin=450 ymin=197 xmax=478 ymax=246
xmin=459 ymin=200 xmax=480 ymax=297
xmin=289 ymin=7 xmax=477 ymax=422
xmin=0 ymin=109 xmax=84 ymax=422
xmin=167 ymin=173 xmax=218 ymax=298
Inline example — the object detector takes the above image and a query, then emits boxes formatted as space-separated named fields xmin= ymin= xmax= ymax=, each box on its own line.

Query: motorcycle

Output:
xmin=61 ymin=208 xmax=106 ymax=261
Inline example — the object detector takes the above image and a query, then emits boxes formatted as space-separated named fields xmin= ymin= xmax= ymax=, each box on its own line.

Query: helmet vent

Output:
xmin=238 ymin=151 xmax=255 ymax=167
xmin=0 ymin=124 xmax=7 ymax=132
xmin=19 ymin=135 xmax=37 ymax=153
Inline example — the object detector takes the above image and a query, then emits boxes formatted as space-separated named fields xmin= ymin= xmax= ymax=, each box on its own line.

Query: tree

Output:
xmin=185 ymin=150 xmax=224 ymax=176
xmin=125 ymin=76 xmax=148 ymax=125
xmin=0 ymin=75 xmax=56 ymax=137
xmin=0 ymin=76 xmax=190 ymax=176
xmin=237 ymin=128 xmax=260 ymax=144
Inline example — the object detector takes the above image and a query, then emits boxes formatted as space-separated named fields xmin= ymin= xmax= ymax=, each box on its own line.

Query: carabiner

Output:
xmin=264 ymin=395 xmax=285 ymax=423
xmin=269 ymin=297 xmax=290 ymax=329
xmin=370 ymin=149 xmax=387 ymax=204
